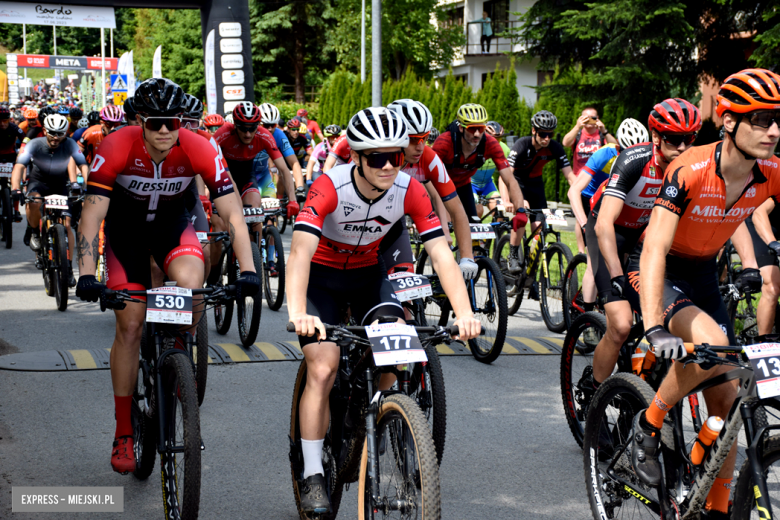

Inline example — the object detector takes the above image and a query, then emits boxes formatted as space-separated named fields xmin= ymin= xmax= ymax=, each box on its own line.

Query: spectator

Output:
xmin=474 ymin=11 xmax=493 ymax=53
xmin=562 ymin=106 xmax=618 ymax=175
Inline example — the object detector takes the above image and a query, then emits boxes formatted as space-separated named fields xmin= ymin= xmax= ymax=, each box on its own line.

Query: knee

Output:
xmin=307 ymin=360 xmax=338 ymax=391
xmin=117 ymin=318 xmax=144 ymax=345
xmin=607 ymin=319 xmax=631 ymax=344
xmin=765 ymin=279 xmax=780 ymax=299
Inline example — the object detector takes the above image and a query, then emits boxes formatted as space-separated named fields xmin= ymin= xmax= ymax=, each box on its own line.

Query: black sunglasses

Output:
xmin=47 ymin=130 xmax=66 ymax=138
xmin=661 ymin=133 xmax=696 ymax=147
xmin=236 ymin=123 xmax=258 ymax=134
xmin=746 ymin=111 xmax=780 ymax=130
xmin=537 ymin=131 xmax=553 ymax=139
xmin=362 ymin=150 xmax=405 ymax=169
xmin=140 ymin=116 xmax=182 ymax=132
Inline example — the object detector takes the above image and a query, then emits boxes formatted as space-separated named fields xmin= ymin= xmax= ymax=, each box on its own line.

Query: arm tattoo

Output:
xmin=91 ymin=233 xmax=99 ymax=260
xmin=76 ymin=231 xmax=91 ymax=261
xmin=229 ymin=222 xmax=236 ymax=243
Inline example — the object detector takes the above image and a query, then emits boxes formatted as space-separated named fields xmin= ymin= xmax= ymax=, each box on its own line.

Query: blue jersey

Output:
xmin=71 ymin=127 xmax=87 ymax=143
xmin=253 ymin=127 xmax=295 ymax=180
xmin=581 ymin=144 xmax=619 ymax=198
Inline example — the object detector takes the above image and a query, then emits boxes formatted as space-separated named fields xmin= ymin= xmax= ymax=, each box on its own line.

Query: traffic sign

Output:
xmin=113 ymin=92 xmax=128 ymax=106
xmin=110 ymin=74 xmax=128 ymax=92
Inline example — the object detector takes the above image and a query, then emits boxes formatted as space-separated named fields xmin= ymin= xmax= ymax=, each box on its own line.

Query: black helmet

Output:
xmin=37 ymin=106 xmax=56 ymax=125
xmin=531 ymin=110 xmax=557 ymax=131
xmin=69 ymin=106 xmax=83 ymax=120
xmin=123 ymin=97 xmax=137 ymax=121
xmin=134 ymin=78 xmax=185 ymax=117
xmin=486 ymin=121 xmax=504 ymax=137
xmin=427 ymin=127 xmax=440 ymax=145
xmin=87 ymin=110 xmax=101 ymax=126
xmin=182 ymin=94 xmax=203 ymax=120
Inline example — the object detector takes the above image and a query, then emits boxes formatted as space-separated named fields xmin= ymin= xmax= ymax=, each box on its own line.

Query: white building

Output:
xmin=436 ymin=0 xmax=542 ymax=105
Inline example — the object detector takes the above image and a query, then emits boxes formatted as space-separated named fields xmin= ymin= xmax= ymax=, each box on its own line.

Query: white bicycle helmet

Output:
xmin=387 ymin=99 xmax=432 ymax=135
xmin=346 ymin=107 xmax=409 ymax=151
xmin=258 ymin=103 xmax=280 ymax=125
xmin=616 ymin=118 xmax=649 ymax=149
xmin=224 ymin=113 xmax=234 ymax=124
xmin=43 ymin=114 xmax=69 ymax=133
xmin=77 ymin=117 xmax=90 ymax=128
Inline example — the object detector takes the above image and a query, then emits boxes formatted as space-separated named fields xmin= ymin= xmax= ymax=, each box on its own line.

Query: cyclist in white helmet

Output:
xmin=288 ymin=106 xmax=481 ymax=514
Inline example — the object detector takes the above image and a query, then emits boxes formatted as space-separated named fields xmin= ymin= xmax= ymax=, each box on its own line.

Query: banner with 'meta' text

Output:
xmin=14 ymin=54 xmax=118 ymax=71
xmin=0 ymin=2 xmax=116 ymax=29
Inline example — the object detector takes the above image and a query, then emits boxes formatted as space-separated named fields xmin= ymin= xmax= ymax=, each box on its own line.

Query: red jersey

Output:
xmin=572 ymin=128 xmax=606 ymax=175
xmin=195 ymin=129 xmax=228 ymax=169
xmin=655 ymin=142 xmax=780 ymax=261
xmin=329 ymin=136 xmax=352 ymax=164
xmin=295 ymin=164 xmax=443 ymax=269
xmin=401 ymin=146 xmax=457 ymax=201
xmin=307 ymin=120 xmax=322 ymax=137
xmin=80 ymin=125 xmax=105 ymax=164
xmin=432 ymin=132 xmax=509 ymax=188
xmin=213 ymin=123 xmax=282 ymax=186
xmin=86 ymin=126 xmax=234 ymax=223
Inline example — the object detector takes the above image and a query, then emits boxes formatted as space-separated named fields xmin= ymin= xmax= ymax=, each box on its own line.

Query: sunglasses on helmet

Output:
xmin=362 ymin=150 xmax=406 ymax=169
xmin=409 ymin=132 xmax=430 ymax=145
xmin=140 ymin=116 xmax=182 ymax=132
xmin=746 ymin=111 xmax=780 ymax=130
xmin=464 ymin=125 xmax=486 ymax=135
xmin=661 ymin=133 xmax=696 ymax=147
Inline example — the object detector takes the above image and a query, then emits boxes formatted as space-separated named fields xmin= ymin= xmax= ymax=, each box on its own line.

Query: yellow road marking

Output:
xmin=544 ymin=337 xmax=564 ymax=347
xmin=217 ymin=343 xmax=251 ymax=363
xmin=436 ymin=344 xmax=454 ymax=355
xmin=510 ymin=337 xmax=550 ymax=354
xmin=70 ymin=350 xmax=97 ymax=369
xmin=503 ymin=344 xmax=519 ymax=354
xmin=255 ymin=342 xmax=286 ymax=361
xmin=287 ymin=341 xmax=302 ymax=352
xmin=192 ymin=347 xmax=214 ymax=364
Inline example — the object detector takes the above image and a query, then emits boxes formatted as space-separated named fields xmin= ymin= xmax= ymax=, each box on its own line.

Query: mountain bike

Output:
xmin=493 ymin=209 xmax=573 ymax=331
xmin=288 ymin=320 xmax=460 ymax=519
xmin=583 ymin=341 xmax=780 ymax=520
xmin=28 ymin=193 xmax=79 ymax=312
xmin=0 ymin=162 xmax=21 ymax=248
xmin=258 ymin=197 xmax=286 ymax=311
xmin=100 ymin=284 xmax=235 ymax=520
xmin=562 ymin=252 xmax=602 ymax=331
xmin=416 ymin=228 xmax=508 ymax=364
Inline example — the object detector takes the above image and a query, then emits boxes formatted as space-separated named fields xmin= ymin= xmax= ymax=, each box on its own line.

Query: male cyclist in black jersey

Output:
xmin=288 ymin=107 xmax=481 ymax=514
xmin=12 ymin=114 xmax=87 ymax=285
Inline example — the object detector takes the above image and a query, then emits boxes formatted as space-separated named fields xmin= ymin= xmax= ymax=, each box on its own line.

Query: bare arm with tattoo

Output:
xmin=76 ymin=194 xmax=110 ymax=276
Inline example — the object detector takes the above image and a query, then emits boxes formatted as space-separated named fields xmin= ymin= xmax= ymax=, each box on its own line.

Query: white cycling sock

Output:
xmin=301 ymin=438 xmax=325 ymax=479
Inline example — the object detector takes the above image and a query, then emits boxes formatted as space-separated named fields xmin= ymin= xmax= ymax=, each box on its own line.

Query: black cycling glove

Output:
xmin=646 ymin=325 xmax=687 ymax=360
xmin=295 ymin=186 xmax=307 ymax=204
xmin=768 ymin=241 xmax=780 ymax=260
xmin=76 ymin=275 xmax=105 ymax=302
xmin=235 ymin=271 xmax=260 ymax=298
xmin=12 ymin=189 xmax=24 ymax=204
xmin=735 ymin=267 xmax=763 ymax=294
xmin=610 ymin=275 xmax=628 ymax=299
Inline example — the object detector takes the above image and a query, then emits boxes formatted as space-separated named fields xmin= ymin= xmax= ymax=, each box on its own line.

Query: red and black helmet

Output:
xmin=232 ymin=102 xmax=262 ymax=124
xmin=716 ymin=68 xmax=780 ymax=117
xmin=0 ymin=106 xmax=10 ymax=120
xmin=297 ymin=108 xmax=308 ymax=118
xmin=648 ymin=98 xmax=701 ymax=134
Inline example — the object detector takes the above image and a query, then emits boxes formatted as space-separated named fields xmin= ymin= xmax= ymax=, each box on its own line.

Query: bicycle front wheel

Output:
xmin=160 ymin=353 xmax=201 ymax=520
xmin=733 ymin=435 xmax=780 ymax=519
xmin=563 ymin=253 xmax=589 ymax=331
xmin=492 ymin=233 xmax=523 ymax=316
xmin=468 ymin=257 xmax=508 ymax=364
xmin=52 ymin=224 xmax=69 ymax=312
xmin=408 ymin=342 xmax=447 ymax=466
xmin=214 ymin=248 xmax=235 ymax=335
xmin=263 ymin=225 xmax=286 ymax=311
xmin=237 ymin=241 xmax=263 ymax=346
xmin=357 ymin=394 xmax=441 ymax=520
xmin=415 ymin=250 xmax=449 ymax=327
xmin=132 ymin=358 xmax=157 ymax=480
xmin=540 ymin=242 xmax=573 ymax=333
xmin=194 ymin=312 xmax=209 ymax=406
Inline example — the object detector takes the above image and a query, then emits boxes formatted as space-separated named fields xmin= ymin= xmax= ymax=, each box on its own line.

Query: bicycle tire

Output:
xmin=132 ymin=359 xmax=157 ymax=480
xmin=195 ymin=312 xmax=209 ymax=406
xmin=540 ymin=242 xmax=573 ymax=333
xmin=468 ymin=257 xmax=508 ymax=364
xmin=584 ymin=372 xmax=659 ymax=520
xmin=289 ymin=360 xmax=343 ymax=520
xmin=160 ymin=352 xmax=201 ymax=520
xmin=263 ymin=225 xmax=286 ymax=311
xmin=560 ymin=312 xmax=607 ymax=448
xmin=415 ymin=250 xmax=449 ymax=327
xmin=733 ymin=434 xmax=780 ymax=519
xmin=42 ymin=247 xmax=55 ymax=297
xmin=357 ymin=394 xmax=441 ymax=520
xmin=1 ymin=187 xmax=12 ymax=249
xmin=214 ymin=248 xmax=235 ymax=335
xmin=237 ymin=241 xmax=263 ymax=346
xmin=53 ymin=224 xmax=69 ymax=312
xmin=421 ymin=342 xmax=447 ymax=465
xmin=563 ymin=253 xmax=589 ymax=331
xmin=492 ymin=233 xmax=523 ymax=316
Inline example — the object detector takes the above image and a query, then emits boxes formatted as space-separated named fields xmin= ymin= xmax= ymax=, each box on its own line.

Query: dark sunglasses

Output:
xmin=27 ymin=119 xmax=37 ymax=124
xmin=661 ymin=133 xmax=696 ymax=147
xmin=464 ymin=125 xmax=486 ymax=135
xmin=236 ymin=123 xmax=258 ymax=134
xmin=207 ymin=126 xmax=221 ymax=133
xmin=262 ymin=123 xmax=277 ymax=130
xmin=409 ymin=132 xmax=430 ymax=145
xmin=746 ymin=111 xmax=780 ymax=129
xmin=362 ymin=150 xmax=405 ymax=168
xmin=140 ymin=116 xmax=182 ymax=132
xmin=47 ymin=130 xmax=66 ymax=138
xmin=537 ymin=131 xmax=553 ymax=139
xmin=287 ymin=127 xmax=300 ymax=133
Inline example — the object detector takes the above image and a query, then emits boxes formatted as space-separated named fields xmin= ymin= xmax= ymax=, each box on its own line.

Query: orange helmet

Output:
xmin=716 ymin=68 xmax=780 ymax=117
xmin=24 ymin=108 xmax=38 ymax=119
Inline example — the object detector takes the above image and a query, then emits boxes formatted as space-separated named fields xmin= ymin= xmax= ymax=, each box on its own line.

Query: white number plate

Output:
xmin=243 ymin=207 xmax=264 ymax=223
xmin=261 ymin=197 xmax=281 ymax=209
xmin=470 ymin=223 xmax=495 ymax=240
xmin=543 ymin=209 xmax=569 ymax=227
xmin=388 ymin=272 xmax=432 ymax=302
xmin=146 ymin=287 xmax=193 ymax=325
xmin=366 ymin=323 xmax=427 ymax=366
xmin=44 ymin=195 xmax=68 ymax=209
xmin=196 ymin=232 xmax=208 ymax=243
xmin=744 ymin=343 xmax=780 ymax=398
xmin=0 ymin=162 xmax=12 ymax=177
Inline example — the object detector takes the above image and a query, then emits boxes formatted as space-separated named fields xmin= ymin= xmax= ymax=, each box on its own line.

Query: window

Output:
xmin=453 ymin=73 xmax=468 ymax=83
xmin=482 ymin=0 xmax=510 ymax=33
xmin=441 ymin=6 xmax=464 ymax=28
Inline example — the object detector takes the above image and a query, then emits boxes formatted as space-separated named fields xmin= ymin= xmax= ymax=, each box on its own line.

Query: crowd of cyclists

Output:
xmin=1 ymin=65 xmax=779 ymax=519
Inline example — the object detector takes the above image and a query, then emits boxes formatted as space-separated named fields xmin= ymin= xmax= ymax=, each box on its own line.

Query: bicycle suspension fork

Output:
xmin=364 ymin=367 xmax=382 ymax=509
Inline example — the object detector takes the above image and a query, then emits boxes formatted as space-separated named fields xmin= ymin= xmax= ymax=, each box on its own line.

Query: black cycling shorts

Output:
xmin=746 ymin=218 xmax=778 ymax=269
xmin=456 ymin=183 xmax=479 ymax=220
xmin=104 ymin=212 xmax=204 ymax=293
xmin=585 ymin=212 xmax=643 ymax=306
xmin=184 ymin=183 xmax=209 ymax=234
xmin=379 ymin=221 xmax=416 ymax=274
xmin=27 ymin=180 xmax=72 ymax=218
xmin=300 ymin=262 xmax=405 ymax=348
xmin=518 ymin=181 xmax=547 ymax=223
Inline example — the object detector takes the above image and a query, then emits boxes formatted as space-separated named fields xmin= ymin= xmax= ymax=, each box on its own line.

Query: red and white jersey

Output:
xmin=196 ymin=129 xmax=228 ymax=169
xmin=213 ymin=123 xmax=281 ymax=185
xmin=401 ymin=146 xmax=457 ymax=202
xmin=87 ymin=126 xmax=234 ymax=222
xmin=328 ymin=136 xmax=352 ymax=164
xmin=295 ymin=164 xmax=444 ymax=269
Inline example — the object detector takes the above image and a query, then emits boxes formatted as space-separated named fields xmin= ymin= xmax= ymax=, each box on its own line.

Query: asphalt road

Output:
xmin=0 ymin=219 xmax=593 ymax=520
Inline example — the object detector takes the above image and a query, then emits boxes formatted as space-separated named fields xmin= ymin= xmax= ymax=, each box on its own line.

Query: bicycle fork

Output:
xmin=364 ymin=367 xmax=382 ymax=513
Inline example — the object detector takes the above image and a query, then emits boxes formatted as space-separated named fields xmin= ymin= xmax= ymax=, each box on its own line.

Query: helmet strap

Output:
xmin=727 ymin=115 xmax=756 ymax=161
xmin=356 ymin=152 xmax=386 ymax=193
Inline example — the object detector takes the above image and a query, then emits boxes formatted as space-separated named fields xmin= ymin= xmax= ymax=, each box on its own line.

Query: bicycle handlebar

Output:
xmin=100 ymin=285 xmax=236 ymax=312
xmin=286 ymin=322 xmax=484 ymax=338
